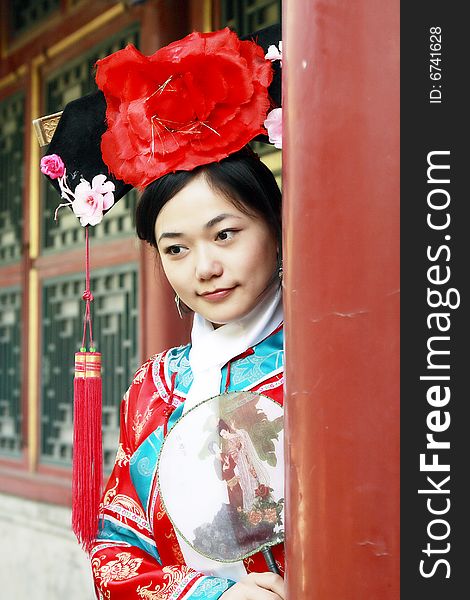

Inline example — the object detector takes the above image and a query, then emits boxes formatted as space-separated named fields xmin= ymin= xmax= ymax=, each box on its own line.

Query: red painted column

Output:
xmin=283 ymin=1 xmax=399 ymax=598
xmin=139 ymin=2 xmax=192 ymax=359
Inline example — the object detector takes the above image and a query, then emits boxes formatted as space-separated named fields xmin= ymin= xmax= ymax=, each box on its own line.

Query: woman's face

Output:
xmin=155 ymin=175 xmax=278 ymax=326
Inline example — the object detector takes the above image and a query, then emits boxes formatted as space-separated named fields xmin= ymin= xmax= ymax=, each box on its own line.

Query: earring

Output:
xmin=174 ymin=294 xmax=183 ymax=319
xmin=278 ymin=260 xmax=283 ymax=280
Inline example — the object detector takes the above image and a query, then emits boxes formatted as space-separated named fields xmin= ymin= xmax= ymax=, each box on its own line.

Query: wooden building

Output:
xmin=0 ymin=1 xmax=399 ymax=598
xmin=0 ymin=0 xmax=281 ymax=500
xmin=0 ymin=2 xmax=281 ymax=597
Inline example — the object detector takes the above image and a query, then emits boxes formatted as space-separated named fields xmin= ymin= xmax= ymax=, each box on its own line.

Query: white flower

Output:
xmin=265 ymin=41 xmax=282 ymax=66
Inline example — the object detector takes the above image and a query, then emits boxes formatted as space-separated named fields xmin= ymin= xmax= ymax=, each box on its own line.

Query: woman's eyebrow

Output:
xmin=157 ymin=231 xmax=183 ymax=244
xmin=158 ymin=213 xmax=242 ymax=244
xmin=204 ymin=213 xmax=241 ymax=229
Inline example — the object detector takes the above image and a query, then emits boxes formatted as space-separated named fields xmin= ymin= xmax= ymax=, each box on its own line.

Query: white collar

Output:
xmin=175 ymin=283 xmax=283 ymax=578
xmin=184 ymin=285 xmax=283 ymax=414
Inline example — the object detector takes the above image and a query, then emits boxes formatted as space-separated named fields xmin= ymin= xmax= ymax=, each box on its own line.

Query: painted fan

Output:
xmin=158 ymin=391 xmax=284 ymax=572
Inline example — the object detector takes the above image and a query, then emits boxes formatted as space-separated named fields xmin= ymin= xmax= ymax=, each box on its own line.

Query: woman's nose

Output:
xmin=194 ymin=247 xmax=223 ymax=280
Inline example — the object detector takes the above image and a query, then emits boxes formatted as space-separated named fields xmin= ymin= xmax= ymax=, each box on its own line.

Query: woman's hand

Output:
xmin=221 ymin=572 xmax=285 ymax=599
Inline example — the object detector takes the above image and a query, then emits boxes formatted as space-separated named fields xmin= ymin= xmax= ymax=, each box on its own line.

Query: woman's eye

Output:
xmin=165 ymin=245 xmax=185 ymax=256
xmin=217 ymin=229 xmax=238 ymax=241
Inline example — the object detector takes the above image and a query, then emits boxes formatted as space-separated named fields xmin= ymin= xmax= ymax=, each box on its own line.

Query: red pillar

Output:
xmin=283 ymin=1 xmax=400 ymax=598
xmin=139 ymin=1 xmax=192 ymax=359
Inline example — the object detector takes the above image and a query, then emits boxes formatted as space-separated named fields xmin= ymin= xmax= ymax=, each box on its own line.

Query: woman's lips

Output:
xmin=199 ymin=287 xmax=236 ymax=302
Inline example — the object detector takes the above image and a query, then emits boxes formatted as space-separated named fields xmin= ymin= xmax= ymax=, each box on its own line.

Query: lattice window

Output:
xmin=221 ymin=0 xmax=281 ymax=36
xmin=0 ymin=287 xmax=22 ymax=457
xmin=220 ymin=0 xmax=282 ymax=180
xmin=41 ymin=264 xmax=138 ymax=469
xmin=9 ymin=0 xmax=60 ymax=38
xmin=0 ymin=92 xmax=25 ymax=264
xmin=42 ymin=26 xmax=140 ymax=252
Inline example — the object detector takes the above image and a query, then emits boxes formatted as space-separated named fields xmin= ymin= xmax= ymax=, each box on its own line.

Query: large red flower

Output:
xmin=95 ymin=28 xmax=273 ymax=188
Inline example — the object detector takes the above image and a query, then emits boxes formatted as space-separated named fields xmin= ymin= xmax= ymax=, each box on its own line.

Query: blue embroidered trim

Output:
xmin=131 ymin=405 xmax=185 ymax=528
xmin=165 ymin=345 xmax=192 ymax=395
xmin=164 ymin=326 xmax=284 ymax=396
xmin=168 ymin=402 xmax=184 ymax=431
xmin=222 ymin=327 xmax=284 ymax=391
xmin=188 ymin=576 xmax=236 ymax=598
xmin=97 ymin=516 xmax=161 ymax=564
xmin=130 ymin=426 xmax=165 ymax=516
xmin=146 ymin=402 xmax=184 ymax=529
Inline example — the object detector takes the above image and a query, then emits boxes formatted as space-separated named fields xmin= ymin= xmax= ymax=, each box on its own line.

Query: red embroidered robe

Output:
xmin=90 ymin=326 xmax=284 ymax=599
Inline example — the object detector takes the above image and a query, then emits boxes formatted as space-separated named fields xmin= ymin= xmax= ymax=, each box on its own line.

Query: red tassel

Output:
xmin=72 ymin=351 xmax=103 ymax=554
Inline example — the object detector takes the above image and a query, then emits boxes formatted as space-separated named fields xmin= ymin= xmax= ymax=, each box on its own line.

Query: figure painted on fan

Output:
xmin=209 ymin=440 xmax=244 ymax=510
xmin=218 ymin=419 xmax=270 ymax=511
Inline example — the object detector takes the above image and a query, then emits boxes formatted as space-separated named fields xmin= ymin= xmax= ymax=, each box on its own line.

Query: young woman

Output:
xmin=90 ymin=150 xmax=285 ymax=599
xmin=39 ymin=24 xmax=284 ymax=600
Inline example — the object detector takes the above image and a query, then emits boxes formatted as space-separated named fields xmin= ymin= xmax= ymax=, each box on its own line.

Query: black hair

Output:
xmin=135 ymin=147 xmax=282 ymax=254
xmin=218 ymin=418 xmax=233 ymax=435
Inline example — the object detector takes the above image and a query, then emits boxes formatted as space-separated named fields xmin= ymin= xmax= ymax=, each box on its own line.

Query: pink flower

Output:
xmin=40 ymin=154 xmax=65 ymax=179
xmin=71 ymin=175 xmax=115 ymax=226
xmin=264 ymin=108 xmax=282 ymax=149
xmin=265 ymin=41 xmax=282 ymax=66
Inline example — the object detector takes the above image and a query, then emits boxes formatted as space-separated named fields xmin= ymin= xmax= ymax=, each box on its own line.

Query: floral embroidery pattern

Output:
xmin=115 ymin=443 xmax=131 ymax=467
xmin=191 ymin=577 xmax=232 ymax=598
xmin=244 ymin=556 xmax=255 ymax=572
xmin=229 ymin=348 xmax=284 ymax=389
xmin=136 ymin=565 xmax=196 ymax=598
xmin=133 ymin=406 xmax=155 ymax=444
xmin=107 ymin=494 xmax=148 ymax=526
xmin=167 ymin=349 xmax=193 ymax=391
xmin=230 ymin=354 xmax=269 ymax=386
xmin=164 ymin=529 xmax=185 ymax=564
xmin=122 ymin=388 xmax=131 ymax=422
xmin=133 ymin=358 xmax=154 ymax=385
xmin=89 ymin=327 xmax=284 ymax=593
xmin=92 ymin=552 xmax=143 ymax=587
xmin=101 ymin=478 xmax=120 ymax=507
xmin=155 ymin=507 xmax=166 ymax=521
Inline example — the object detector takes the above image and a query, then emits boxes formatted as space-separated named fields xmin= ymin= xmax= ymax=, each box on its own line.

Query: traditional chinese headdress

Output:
xmin=36 ymin=24 xmax=282 ymax=554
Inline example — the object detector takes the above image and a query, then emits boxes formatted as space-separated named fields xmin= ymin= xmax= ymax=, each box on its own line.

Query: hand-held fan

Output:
xmin=158 ymin=391 xmax=284 ymax=573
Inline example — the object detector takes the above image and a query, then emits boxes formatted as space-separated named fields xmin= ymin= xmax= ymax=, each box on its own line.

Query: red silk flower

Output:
xmin=95 ymin=28 xmax=273 ymax=188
